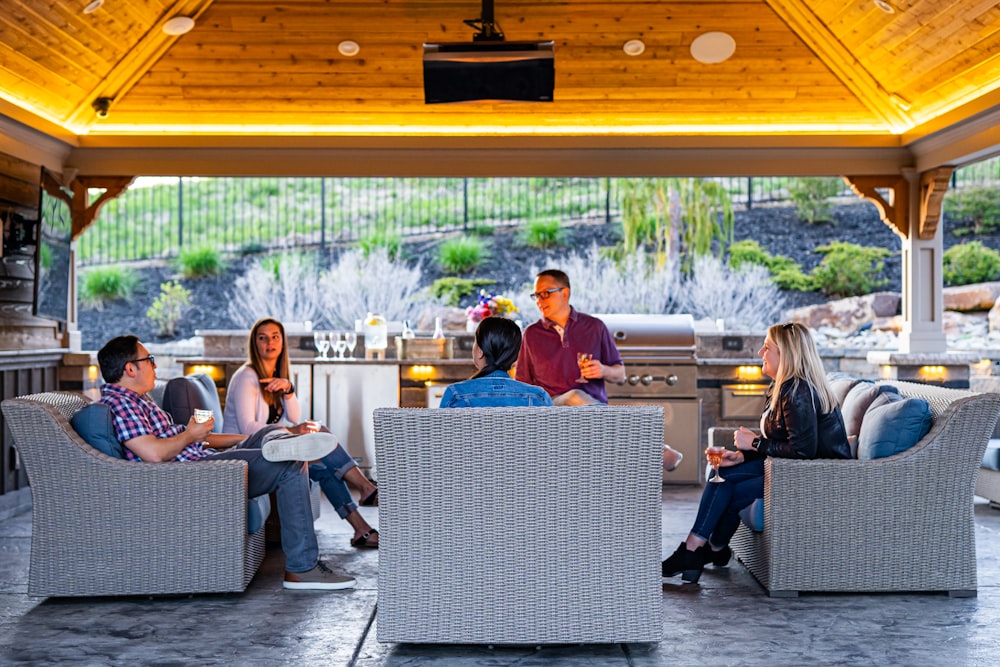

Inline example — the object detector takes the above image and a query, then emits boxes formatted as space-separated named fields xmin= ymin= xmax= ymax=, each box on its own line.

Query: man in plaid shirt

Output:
xmin=97 ymin=334 xmax=357 ymax=591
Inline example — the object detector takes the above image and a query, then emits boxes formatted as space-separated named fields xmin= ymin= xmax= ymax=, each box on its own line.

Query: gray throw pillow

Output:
xmin=841 ymin=381 xmax=897 ymax=438
xmin=857 ymin=396 xmax=933 ymax=460
xmin=70 ymin=403 xmax=125 ymax=459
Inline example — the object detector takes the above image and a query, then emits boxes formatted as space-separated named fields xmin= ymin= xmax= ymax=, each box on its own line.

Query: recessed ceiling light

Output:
xmin=690 ymin=32 xmax=736 ymax=64
xmin=874 ymin=0 xmax=895 ymax=14
xmin=162 ymin=16 xmax=196 ymax=36
xmin=338 ymin=40 xmax=360 ymax=57
xmin=83 ymin=0 xmax=103 ymax=14
xmin=623 ymin=39 xmax=645 ymax=57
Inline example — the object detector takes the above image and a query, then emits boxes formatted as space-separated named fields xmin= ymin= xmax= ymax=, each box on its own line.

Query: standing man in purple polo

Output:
xmin=516 ymin=269 xmax=626 ymax=405
xmin=516 ymin=269 xmax=684 ymax=471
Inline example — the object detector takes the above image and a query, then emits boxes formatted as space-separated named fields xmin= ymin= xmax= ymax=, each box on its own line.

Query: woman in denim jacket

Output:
xmin=439 ymin=317 xmax=553 ymax=408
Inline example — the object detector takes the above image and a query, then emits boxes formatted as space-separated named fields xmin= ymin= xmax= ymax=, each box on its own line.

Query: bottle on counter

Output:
xmin=401 ymin=320 xmax=416 ymax=339
xmin=432 ymin=317 xmax=445 ymax=340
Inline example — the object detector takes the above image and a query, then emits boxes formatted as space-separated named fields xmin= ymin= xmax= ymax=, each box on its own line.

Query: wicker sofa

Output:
xmin=709 ymin=381 xmax=1000 ymax=598
xmin=2 ymin=391 xmax=267 ymax=597
xmin=373 ymin=405 xmax=664 ymax=645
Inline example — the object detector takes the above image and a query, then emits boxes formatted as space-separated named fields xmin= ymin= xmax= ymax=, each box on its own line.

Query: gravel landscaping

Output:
xmin=77 ymin=200 xmax=1000 ymax=350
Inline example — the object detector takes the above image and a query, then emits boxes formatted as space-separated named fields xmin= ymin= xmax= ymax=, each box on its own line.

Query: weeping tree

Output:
xmin=618 ymin=177 xmax=734 ymax=273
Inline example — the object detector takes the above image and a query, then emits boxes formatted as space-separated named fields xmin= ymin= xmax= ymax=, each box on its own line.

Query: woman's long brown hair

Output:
xmin=246 ymin=317 xmax=290 ymax=410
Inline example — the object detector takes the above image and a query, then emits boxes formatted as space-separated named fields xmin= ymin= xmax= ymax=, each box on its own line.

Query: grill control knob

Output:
xmin=666 ymin=374 xmax=679 ymax=386
xmin=628 ymin=375 xmax=640 ymax=385
xmin=640 ymin=374 xmax=653 ymax=386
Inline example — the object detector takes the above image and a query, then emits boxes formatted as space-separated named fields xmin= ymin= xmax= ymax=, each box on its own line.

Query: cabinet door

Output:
xmin=311 ymin=363 xmax=398 ymax=476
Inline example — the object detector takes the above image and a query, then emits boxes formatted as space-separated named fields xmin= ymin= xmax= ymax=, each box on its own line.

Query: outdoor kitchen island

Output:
xmin=185 ymin=317 xmax=715 ymax=485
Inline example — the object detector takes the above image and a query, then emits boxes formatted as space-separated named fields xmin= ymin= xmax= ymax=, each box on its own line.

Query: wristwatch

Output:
xmin=750 ymin=436 xmax=762 ymax=452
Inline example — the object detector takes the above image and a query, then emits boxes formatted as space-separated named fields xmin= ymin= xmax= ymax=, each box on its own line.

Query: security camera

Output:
xmin=92 ymin=97 xmax=112 ymax=118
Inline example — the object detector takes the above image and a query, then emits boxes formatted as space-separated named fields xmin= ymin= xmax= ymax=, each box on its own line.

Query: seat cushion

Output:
xmin=857 ymin=396 xmax=933 ymax=460
xmin=70 ymin=403 xmax=125 ymax=459
xmin=841 ymin=381 xmax=897 ymax=438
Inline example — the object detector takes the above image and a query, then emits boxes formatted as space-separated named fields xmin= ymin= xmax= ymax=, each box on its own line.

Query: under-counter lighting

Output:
xmin=919 ymin=365 xmax=947 ymax=382
xmin=189 ymin=364 xmax=225 ymax=381
xmin=736 ymin=365 xmax=762 ymax=382
xmin=973 ymin=359 xmax=993 ymax=377
xmin=406 ymin=365 xmax=436 ymax=381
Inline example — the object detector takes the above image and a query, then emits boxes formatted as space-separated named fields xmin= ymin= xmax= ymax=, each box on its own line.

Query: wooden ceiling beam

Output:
xmin=764 ymin=0 xmax=913 ymax=131
xmin=64 ymin=0 xmax=216 ymax=131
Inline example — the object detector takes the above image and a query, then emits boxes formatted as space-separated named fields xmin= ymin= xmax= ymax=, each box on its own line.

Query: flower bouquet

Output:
xmin=465 ymin=290 xmax=519 ymax=331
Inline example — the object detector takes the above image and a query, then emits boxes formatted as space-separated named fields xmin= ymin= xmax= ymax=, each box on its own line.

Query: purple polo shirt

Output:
xmin=516 ymin=308 xmax=623 ymax=404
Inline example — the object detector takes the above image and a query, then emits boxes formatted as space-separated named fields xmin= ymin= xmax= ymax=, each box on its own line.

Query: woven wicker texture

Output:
xmin=374 ymin=405 xmax=664 ymax=645
xmin=718 ymin=381 xmax=1000 ymax=596
xmin=2 ymin=392 xmax=266 ymax=597
xmin=976 ymin=467 xmax=1000 ymax=506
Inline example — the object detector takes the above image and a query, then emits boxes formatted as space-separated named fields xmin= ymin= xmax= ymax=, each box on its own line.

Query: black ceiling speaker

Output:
xmin=423 ymin=0 xmax=554 ymax=104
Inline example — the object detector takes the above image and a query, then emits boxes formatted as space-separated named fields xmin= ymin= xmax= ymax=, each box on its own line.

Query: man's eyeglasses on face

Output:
xmin=530 ymin=287 xmax=566 ymax=301
xmin=131 ymin=355 xmax=156 ymax=367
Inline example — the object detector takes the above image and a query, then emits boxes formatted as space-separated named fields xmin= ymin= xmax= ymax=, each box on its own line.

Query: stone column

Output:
xmin=898 ymin=221 xmax=946 ymax=353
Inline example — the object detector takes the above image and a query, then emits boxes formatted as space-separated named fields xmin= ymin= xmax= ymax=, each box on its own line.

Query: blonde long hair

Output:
xmin=764 ymin=322 xmax=837 ymax=414
xmin=246 ymin=317 xmax=290 ymax=411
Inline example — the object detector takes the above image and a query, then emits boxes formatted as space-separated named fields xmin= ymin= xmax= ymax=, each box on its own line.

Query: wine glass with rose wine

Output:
xmin=706 ymin=446 xmax=727 ymax=483
xmin=576 ymin=352 xmax=593 ymax=383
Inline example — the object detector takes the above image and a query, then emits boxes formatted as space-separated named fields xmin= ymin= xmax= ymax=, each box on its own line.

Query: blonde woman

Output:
xmin=662 ymin=322 xmax=850 ymax=583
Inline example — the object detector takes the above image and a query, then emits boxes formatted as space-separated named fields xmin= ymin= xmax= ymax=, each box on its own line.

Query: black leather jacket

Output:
xmin=748 ymin=380 xmax=851 ymax=460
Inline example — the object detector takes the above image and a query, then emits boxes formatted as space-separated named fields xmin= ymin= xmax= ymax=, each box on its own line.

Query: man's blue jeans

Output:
xmin=205 ymin=426 xmax=318 ymax=573
xmin=308 ymin=445 xmax=360 ymax=519
xmin=690 ymin=458 xmax=765 ymax=547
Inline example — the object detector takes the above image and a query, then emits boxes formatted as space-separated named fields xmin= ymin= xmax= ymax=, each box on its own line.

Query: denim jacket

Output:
xmin=439 ymin=370 xmax=553 ymax=408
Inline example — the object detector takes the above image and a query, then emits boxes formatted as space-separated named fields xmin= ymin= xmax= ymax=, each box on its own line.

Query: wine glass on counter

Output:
xmin=332 ymin=332 xmax=348 ymax=360
xmin=344 ymin=331 xmax=357 ymax=359
xmin=706 ymin=446 xmax=726 ymax=483
xmin=313 ymin=331 xmax=331 ymax=361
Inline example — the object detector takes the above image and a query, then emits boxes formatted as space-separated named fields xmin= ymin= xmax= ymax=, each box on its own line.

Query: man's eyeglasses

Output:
xmin=530 ymin=287 xmax=566 ymax=301
xmin=131 ymin=355 xmax=156 ymax=367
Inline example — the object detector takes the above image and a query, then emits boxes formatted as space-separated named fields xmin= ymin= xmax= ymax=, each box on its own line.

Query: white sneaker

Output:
xmin=664 ymin=445 xmax=683 ymax=472
xmin=262 ymin=431 xmax=338 ymax=462
xmin=283 ymin=560 xmax=356 ymax=590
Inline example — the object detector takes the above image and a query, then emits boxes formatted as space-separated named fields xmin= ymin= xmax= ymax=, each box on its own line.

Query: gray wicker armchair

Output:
xmin=2 ymin=392 xmax=266 ymax=597
xmin=709 ymin=381 xmax=1000 ymax=597
xmin=373 ymin=405 xmax=664 ymax=645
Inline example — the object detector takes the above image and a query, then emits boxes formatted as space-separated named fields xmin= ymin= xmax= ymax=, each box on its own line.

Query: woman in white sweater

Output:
xmin=223 ymin=317 xmax=379 ymax=548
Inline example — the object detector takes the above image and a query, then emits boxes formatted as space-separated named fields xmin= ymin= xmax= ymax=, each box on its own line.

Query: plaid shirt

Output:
xmin=99 ymin=383 xmax=210 ymax=462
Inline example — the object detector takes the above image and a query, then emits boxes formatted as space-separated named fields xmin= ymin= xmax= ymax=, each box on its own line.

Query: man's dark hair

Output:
xmin=97 ymin=335 xmax=141 ymax=383
xmin=471 ymin=317 xmax=523 ymax=380
xmin=536 ymin=269 xmax=570 ymax=289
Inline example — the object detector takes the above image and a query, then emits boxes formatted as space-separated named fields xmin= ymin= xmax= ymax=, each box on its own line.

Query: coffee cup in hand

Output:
xmin=193 ymin=409 xmax=213 ymax=423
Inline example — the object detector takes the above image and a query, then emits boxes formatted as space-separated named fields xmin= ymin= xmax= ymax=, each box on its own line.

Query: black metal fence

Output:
xmin=78 ymin=163 xmax=999 ymax=265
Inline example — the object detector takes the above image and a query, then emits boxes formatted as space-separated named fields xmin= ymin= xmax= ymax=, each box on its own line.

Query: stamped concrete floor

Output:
xmin=2 ymin=486 xmax=1000 ymax=667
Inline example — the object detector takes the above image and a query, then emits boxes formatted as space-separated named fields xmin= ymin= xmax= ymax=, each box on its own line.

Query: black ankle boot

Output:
xmin=662 ymin=542 xmax=704 ymax=583
xmin=700 ymin=543 xmax=732 ymax=568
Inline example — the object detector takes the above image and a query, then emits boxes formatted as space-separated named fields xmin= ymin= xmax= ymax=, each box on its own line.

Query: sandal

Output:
xmin=359 ymin=487 xmax=378 ymax=507
xmin=351 ymin=528 xmax=379 ymax=549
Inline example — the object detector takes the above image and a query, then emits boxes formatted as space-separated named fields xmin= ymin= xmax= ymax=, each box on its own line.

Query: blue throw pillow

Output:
xmin=982 ymin=440 xmax=1000 ymax=472
xmin=857 ymin=396 xmax=932 ymax=460
xmin=70 ymin=403 xmax=125 ymax=459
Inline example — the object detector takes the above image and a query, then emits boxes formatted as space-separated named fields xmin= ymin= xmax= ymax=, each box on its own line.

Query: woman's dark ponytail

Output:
xmin=470 ymin=317 xmax=522 ymax=380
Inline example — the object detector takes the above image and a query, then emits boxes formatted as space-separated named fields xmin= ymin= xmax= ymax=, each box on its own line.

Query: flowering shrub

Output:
xmin=465 ymin=290 xmax=519 ymax=324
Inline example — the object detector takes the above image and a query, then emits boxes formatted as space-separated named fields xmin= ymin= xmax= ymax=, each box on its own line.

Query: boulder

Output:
xmin=785 ymin=292 xmax=900 ymax=331
xmin=415 ymin=306 xmax=467 ymax=332
xmin=943 ymin=282 xmax=1000 ymax=311
xmin=871 ymin=315 xmax=903 ymax=332
xmin=988 ymin=299 xmax=1000 ymax=333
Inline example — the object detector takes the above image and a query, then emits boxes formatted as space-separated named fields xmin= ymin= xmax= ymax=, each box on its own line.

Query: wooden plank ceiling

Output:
xmin=0 ymin=0 xmax=999 ymax=139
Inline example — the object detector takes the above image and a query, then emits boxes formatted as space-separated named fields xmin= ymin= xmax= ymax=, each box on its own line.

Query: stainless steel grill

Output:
xmin=597 ymin=313 xmax=702 ymax=484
